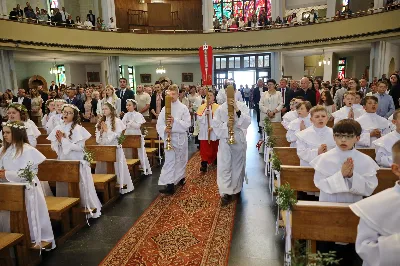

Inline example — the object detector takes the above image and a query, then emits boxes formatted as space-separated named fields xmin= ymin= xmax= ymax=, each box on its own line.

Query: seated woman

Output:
xmin=0 ymin=121 xmax=55 ymax=249
xmin=47 ymin=104 xmax=102 ymax=219
xmin=95 ymin=102 xmax=134 ymax=194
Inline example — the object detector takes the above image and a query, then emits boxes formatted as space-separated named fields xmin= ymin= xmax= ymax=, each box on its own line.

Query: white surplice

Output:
xmin=212 ymin=101 xmax=251 ymax=196
xmin=156 ymin=100 xmax=191 ymax=185
xmin=332 ymin=105 xmax=365 ymax=124
xmin=388 ymin=114 xmax=396 ymax=131
xmin=355 ymin=113 xmax=391 ymax=148
xmin=47 ymin=123 xmax=102 ymax=218
xmin=295 ymin=126 xmax=336 ymax=166
xmin=259 ymin=91 xmax=284 ymax=124
xmin=216 ymin=88 xmax=226 ymax=105
xmin=0 ymin=144 xmax=55 ymax=249
xmin=121 ymin=111 xmax=152 ymax=175
xmin=46 ymin=113 xmax=63 ymax=134
xmin=286 ymin=115 xmax=312 ymax=147
xmin=372 ymin=131 xmax=400 ymax=168
xmin=42 ymin=111 xmax=57 ymax=134
xmin=350 ymin=182 xmax=400 ymax=266
xmin=310 ymin=147 xmax=379 ymax=203
xmin=95 ymin=117 xmax=134 ymax=194
xmin=196 ymin=103 xmax=219 ymax=141
xmin=281 ymin=110 xmax=298 ymax=130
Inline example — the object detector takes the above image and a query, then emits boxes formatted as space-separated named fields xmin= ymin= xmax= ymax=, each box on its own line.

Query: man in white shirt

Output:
xmin=108 ymin=17 xmax=116 ymax=31
xmin=60 ymin=7 xmax=69 ymax=22
xmin=135 ymin=85 xmax=151 ymax=119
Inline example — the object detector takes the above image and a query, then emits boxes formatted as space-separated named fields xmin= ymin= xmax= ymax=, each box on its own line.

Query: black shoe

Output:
xmin=200 ymin=161 xmax=208 ymax=172
xmin=221 ymin=194 xmax=232 ymax=206
xmin=179 ymin=178 xmax=186 ymax=186
xmin=159 ymin=184 xmax=175 ymax=195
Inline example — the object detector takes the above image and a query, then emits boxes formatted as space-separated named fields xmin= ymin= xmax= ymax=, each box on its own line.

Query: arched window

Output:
xmin=213 ymin=0 xmax=271 ymax=21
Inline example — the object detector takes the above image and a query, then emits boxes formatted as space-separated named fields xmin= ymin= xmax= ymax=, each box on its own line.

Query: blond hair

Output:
xmin=393 ymin=109 xmax=400 ymax=120
xmin=310 ymin=105 xmax=327 ymax=116
xmin=344 ymin=91 xmax=356 ymax=98
xmin=392 ymin=140 xmax=400 ymax=164
xmin=169 ymin=84 xmax=179 ymax=93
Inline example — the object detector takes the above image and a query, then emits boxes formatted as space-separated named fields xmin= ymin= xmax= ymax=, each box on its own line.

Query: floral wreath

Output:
xmin=62 ymin=104 xmax=80 ymax=113
xmin=126 ymin=99 xmax=137 ymax=105
xmin=2 ymin=121 xmax=27 ymax=130
xmin=45 ymin=99 xmax=55 ymax=105
xmin=7 ymin=103 xmax=28 ymax=112
xmin=54 ymin=99 xmax=67 ymax=103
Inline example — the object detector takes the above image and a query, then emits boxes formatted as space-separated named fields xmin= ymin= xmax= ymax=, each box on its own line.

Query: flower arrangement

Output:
xmin=287 ymin=241 xmax=341 ymax=266
xmin=264 ymin=116 xmax=273 ymax=136
xmin=62 ymin=104 xmax=80 ymax=113
xmin=18 ymin=161 xmax=35 ymax=185
xmin=2 ymin=121 xmax=27 ymax=130
xmin=141 ymin=127 xmax=149 ymax=137
xmin=117 ymin=133 xmax=126 ymax=145
xmin=270 ymin=151 xmax=281 ymax=171
xmin=83 ymin=148 xmax=95 ymax=163
xmin=7 ymin=103 xmax=28 ymax=112
xmin=265 ymin=135 xmax=276 ymax=148
xmin=276 ymin=182 xmax=297 ymax=211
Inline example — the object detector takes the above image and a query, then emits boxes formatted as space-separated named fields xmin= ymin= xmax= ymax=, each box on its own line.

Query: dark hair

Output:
xmin=294 ymin=96 xmax=306 ymax=101
xmin=119 ymin=77 xmax=127 ymax=82
xmin=333 ymin=119 xmax=362 ymax=136
xmin=318 ymin=90 xmax=334 ymax=106
xmin=313 ymin=79 xmax=322 ymax=89
xmin=0 ymin=121 xmax=29 ymax=158
xmin=267 ymin=79 xmax=276 ymax=85
xmin=355 ymin=91 xmax=364 ymax=99
xmin=7 ymin=104 xmax=28 ymax=121
xmin=363 ymin=95 xmax=378 ymax=106
xmin=296 ymin=101 xmax=312 ymax=111
xmin=62 ymin=105 xmax=81 ymax=139
xmin=96 ymin=102 xmax=116 ymax=132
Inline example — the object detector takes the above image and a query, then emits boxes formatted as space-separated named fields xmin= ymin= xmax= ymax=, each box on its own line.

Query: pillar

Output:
xmin=0 ymin=0 xmax=7 ymax=19
xmin=271 ymin=0 xmax=284 ymax=20
xmin=101 ymin=56 xmax=119 ymax=87
xmin=101 ymin=0 xmax=116 ymax=28
xmin=203 ymin=0 xmax=214 ymax=33
xmin=0 ymin=50 xmax=18 ymax=93
xmin=323 ymin=52 xmax=334 ymax=82
xmin=374 ymin=0 xmax=385 ymax=9
xmin=326 ymin=0 xmax=337 ymax=19
xmin=369 ymin=41 xmax=400 ymax=82
xmin=271 ymin=52 xmax=282 ymax=80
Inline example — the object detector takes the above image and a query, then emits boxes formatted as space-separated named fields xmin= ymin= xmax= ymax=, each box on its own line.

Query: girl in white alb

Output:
xmin=46 ymin=99 xmax=66 ymax=134
xmin=47 ymin=104 xmax=102 ymax=218
xmin=373 ymin=129 xmax=400 ymax=168
xmin=282 ymin=98 xmax=302 ymax=130
xmin=121 ymin=99 xmax=152 ymax=176
xmin=95 ymin=102 xmax=134 ymax=194
xmin=0 ymin=121 xmax=55 ymax=249
xmin=286 ymin=102 xmax=312 ymax=147
xmin=41 ymin=99 xmax=56 ymax=134
xmin=97 ymin=85 xmax=121 ymax=116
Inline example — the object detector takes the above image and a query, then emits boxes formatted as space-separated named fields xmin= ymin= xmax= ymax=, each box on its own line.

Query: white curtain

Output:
xmin=106 ymin=56 xmax=119 ymax=87
xmin=0 ymin=50 xmax=17 ymax=93
xmin=101 ymin=0 xmax=116 ymax=27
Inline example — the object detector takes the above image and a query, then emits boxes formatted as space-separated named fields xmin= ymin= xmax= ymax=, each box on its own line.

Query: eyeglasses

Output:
xmin=333 ymin=133 xmax=355 ymax=140
xmin=62 ymin=111 xmax=74 ymax=115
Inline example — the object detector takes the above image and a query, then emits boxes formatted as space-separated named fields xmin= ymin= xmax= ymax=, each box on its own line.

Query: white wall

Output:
xmin=282 ymin=55 xmax=304 ymax=80
xmin=134 ymin=63 xmax=201 ymax=86
xmin=286 ymin=0 xmax=327 ymax=9
xmin=15 ymin=61 xmax=56 ymax=89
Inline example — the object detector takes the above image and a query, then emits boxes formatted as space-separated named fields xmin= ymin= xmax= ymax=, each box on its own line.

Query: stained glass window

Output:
xmin=50 ymin=0 xmax=59 ymax=9
xmin=214 ymin=0 xmax=271 ymax=21
xmin=57 ymin=65 xmax=65 ymax=85
xmin=342 ymin=0 xmax=349 ymax=11
xmin=338 ymin=58 xmax=346 ymax=80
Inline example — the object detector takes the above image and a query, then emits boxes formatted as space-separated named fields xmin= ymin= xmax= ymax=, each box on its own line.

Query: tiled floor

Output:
xmin=40 ymin=110 xmax=284 ymax=266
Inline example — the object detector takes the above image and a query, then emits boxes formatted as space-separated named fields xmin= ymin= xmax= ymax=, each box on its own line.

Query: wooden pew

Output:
xmin=0 ymin=184 xmax=52 ymax=266
xmin=271 ymin=123 xmax=290 ymax=147
xmin=38 ymin=127 xmax=46 ymax=134
xmin=0 ymin=232 xmax=24 ymax=266
xmin=81 ymin=122 xmax=96 ymax=135
xmin=280 ymin=166 xmax=398 ymax=196
xmin=274 ymin=147 xmax=376 ymax=166
xmin=121 ymin=135 xmax=142 ymax=182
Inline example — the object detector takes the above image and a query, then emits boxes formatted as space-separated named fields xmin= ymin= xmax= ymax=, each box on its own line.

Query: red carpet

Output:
xmin=100 ymin=152 xmax=237 ymax=266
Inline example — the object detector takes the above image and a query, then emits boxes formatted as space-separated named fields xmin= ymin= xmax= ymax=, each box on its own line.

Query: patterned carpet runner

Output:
xmin=100 ymin=152 xmax=237 ymax=266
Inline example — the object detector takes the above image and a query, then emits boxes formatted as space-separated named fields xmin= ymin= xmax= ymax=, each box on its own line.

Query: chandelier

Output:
xmin=318 ymin=50 xmax=331 ymax=66
xmin=49 ymin=58 xmax=61 ymax=74
xmin=156 ymin=61 xmax=166 ymax=74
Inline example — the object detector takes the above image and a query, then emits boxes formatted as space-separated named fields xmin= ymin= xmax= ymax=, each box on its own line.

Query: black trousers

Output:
xmin=255 ymin=105 xmax=261 ymax=131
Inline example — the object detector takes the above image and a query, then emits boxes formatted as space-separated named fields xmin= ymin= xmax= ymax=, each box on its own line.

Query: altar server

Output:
xmin=196 ymin=90 xmax=219 ymax=172
xmin=156 ymin=85 xmax=191 ymax=195
xmin=350 ymin=140 xmax=400 ymax=266
xmin=281 ymin=97 xmax=304 ymax=130
xmin=286 ymin=101 xmax=312 ymax=147
xmin=212 ymin=86 xmax=251 ymax=206
xmin=296 ymin=105 xmax=336 ymax=166
xmin=310 ymin=119 xmax=379 ymax=203
xmin=46 ymin=99 xmax=66 ymax=133
xmin=47 ymin=104 xmax=102 ymax=218
xmin=0 ymin=121 xmax=55 ymax=249
xmin=41 ymin=99 xmax=56 ymax=134
xmin=373 ymin=109 xmax=400 ymax=167
xmin=332 ymin=91 xmax=365 ymax=124
xmin=356 ymin=96 xmax=391 ymax=148
xmin=95 ymin=102 xmax=134 ymax=194
xmin=121 ymin=99 xmax=152 ymax=176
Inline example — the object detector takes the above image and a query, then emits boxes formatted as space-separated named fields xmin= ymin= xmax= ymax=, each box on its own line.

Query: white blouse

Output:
xmin=259 ymin=91 xmax=284 ymax=124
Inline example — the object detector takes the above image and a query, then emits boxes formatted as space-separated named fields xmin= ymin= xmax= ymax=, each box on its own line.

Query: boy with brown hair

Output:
xmin=286 ymin=101 xmax=312 ymax=147
xmin=332 ymin=91 xmax=365 ymax=124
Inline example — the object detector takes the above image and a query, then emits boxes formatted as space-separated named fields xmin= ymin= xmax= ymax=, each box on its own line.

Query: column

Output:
xmin=0 ymin=50 xmax=18 ymax=93
xmin=101 ymin=56 xmax=119 ymax=86
xmin=0 ymin=0 xmax=7 ymax=19
xmin=271 ymin=52 xmax=282 ymax=80
xmin=101 ymin=0 xmax=116 ymax=28
xmin=323 ymin=52 xmax=334 ymax=82
xmin=202 ymin=0 xmax=214 ymax=33
xmin=270 ymin=0 xmax=284 ymax=20
xmin=326 ymin=0 xmax=337 ymax=19
xmin=374 ymin=0 xmax=385 ymax=9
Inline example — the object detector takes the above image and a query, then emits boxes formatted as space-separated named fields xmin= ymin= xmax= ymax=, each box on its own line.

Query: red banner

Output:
xmin=199 ymin=44 xmax=213 ymax=86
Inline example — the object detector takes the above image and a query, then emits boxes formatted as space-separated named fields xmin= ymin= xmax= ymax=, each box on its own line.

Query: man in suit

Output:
xmin=65 ymin=88 xmax=83 ymax=112
xmin=359 ymin=78 xmax=371 ymax=97
xmin=12 ymin=88 xmax=31 ymax=115
xmin=49 ymin=81 xmax=58 ymax=93
xmin=293 ymin=77 xmax=316 ymax=106
xmin=37 ymin=86 xmax=48 ymax=114
xmin=253 ymin=78 xmax=268 ymax=133
xmin=277 ymin=78 xmax=292 ymax=115
xmin=87 ymin=10 xmax=96 ymax=27
xmin=116 ymin=77 xmax=135 ymax=116
xmin=333 ymin=78 xmax=349 ymax=108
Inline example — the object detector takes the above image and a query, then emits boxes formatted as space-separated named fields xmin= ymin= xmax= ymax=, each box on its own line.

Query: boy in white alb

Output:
xmin=310 ymin=119 xmax=379 ymax=203
xmin=296 ymin=106 xmax=336 ymax=166
xmin=281 ymin=97 xmax=304 ymax=130
xmin=332 ymin=91 xmax=365 ymax=124
xmin=286 ymin=101 xmax=312 ymax=147
xmin=373 ymin=109 xmax=400 ymax=167
xmin=350 ymin=140 xmax=400 ymax=266
xmin=355 ymin=95 xmax=391 ymax=148
xmin=352 ymin=91 xmax=365 ymax=113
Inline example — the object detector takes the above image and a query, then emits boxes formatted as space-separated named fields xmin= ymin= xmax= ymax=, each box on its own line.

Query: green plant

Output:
xmin=270 ymin=152 xmax=281 ymax=171
xmin=276 ymin=182 xmax=297 ymax=211
xmin=287 ymin=241 xmax=342 ymax=266
xmin=18 ymin=161 xmax=35 ymax=184
xmin=117 ymin=133 xmax=126 ymax=145
xmin=83 ymin=148 xmax=95 ymax=164
xmin=266 ymin=136 xmax=276 ymax=148
xmin=264 ymin=116 xmax=273 ymax=136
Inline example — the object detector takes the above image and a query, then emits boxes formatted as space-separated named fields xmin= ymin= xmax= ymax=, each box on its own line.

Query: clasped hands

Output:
xmin=370 ymin=129 xmax=382 ymax=138
xmin=341 ymin=158 xmax=354 ymax=178
xmin=318 ymin=144 xmax=327 ymax=155
xmin=55 ymin=130 xmax=66 ymax=143
xmin=99 ymin=121 xmax=108 ymax=133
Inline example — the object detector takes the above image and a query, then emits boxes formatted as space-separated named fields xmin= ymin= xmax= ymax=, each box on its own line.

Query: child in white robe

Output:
xmin=46 ymin=99 xmax=66 ymax=134
xmin=356 ymin=95 xmax=391 ymax=148
xmin=350 ymin=140 xmax=400 ymax=266
xmin=121 ymin=99 xmax=152 ymax=176
xmin=0 ymin=121 xmax=55 ymax=249
xmin=388 ymin=113 xmax=396 ymax=131
xmin=332 ymin=91 xmax=365 ymax=124
xmin=41 ymin=99 xmax=56 ymax=134
xmin=47 ymin=104 xmax=102 ymax=218
xmin=296 ymin=105 xmax=336 ymax=167
xmin=373 ymin=109 xmax=400 ymax=167
xmin=156 ymin=85 xmax=191 ymax=195
xmin=310 ymin=119 xmax=379 ymax=203
xmin=286 ymin=101 xmax=312 ymax=147
xmin=281 ymin=97 xmax=304 ymax=130
xmin=352 ymin=91 xmax=365 ymax=114
xmin=95 ymin=102 xmax=134 ymax=194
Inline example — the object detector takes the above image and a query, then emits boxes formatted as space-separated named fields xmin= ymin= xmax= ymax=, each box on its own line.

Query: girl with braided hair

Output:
xmin=47 ymin=104 xmax=102 ymax=219
xmin=41 ymin=99 xmax=56 ymax=134
xmin=95 ymin=102 xmax=134 ymax=194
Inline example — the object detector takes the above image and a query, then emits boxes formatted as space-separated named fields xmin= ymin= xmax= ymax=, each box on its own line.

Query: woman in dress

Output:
xmin=259 ymin=79 xmax=284 ymax=125
xmin=0 ymin=93 xmax=11 ymax=121
xmin=41 ymin=99 xmax=56 ymax=132
xmin=97 ymin=85 xmax=121 ymax=116
xmin=95 ymin=102 xmax=134 ymax=194
xmin=30 ymin=88 xmax=44 ymax=126
xmin=47 ymin=104 xmax=102 ymax=218
xmin=0 ymin=121 xmax=55 ymax=249
xmin=318 ymin=90 xmax=336 ymax=121
xmin=81 ymin=89 xmax=97 ymax=123
xmin=150 ymin=83 xmax=165 ymax=122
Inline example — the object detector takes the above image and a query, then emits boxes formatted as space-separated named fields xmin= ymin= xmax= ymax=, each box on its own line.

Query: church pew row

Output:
xmin=0 ymin=232 xmax=24 ymax=266
xmin=0 ymin=184 xmax=52 ymax=266
xmin=274 ymin=147 xmax=376 ymax=166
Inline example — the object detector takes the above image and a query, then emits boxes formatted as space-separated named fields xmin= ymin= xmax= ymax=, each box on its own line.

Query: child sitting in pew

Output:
xmin=296 ymin=105 xmax=336 ymax=166
xmin=353 ymin=91 xmax=365 ymax=113
xmin=47 ymin=104 xmax=102 ymax=218
xmin=281 ymin=96 xmax=304 ymax=130
xmin=41 ymin=99 xmax=56 ymax=134
xmin=350 ymin=140 xmax=400 ymax=266
xmin=0 ymin=121 xmax=55 ymax=249
xmin=356 ymin=96 xmax=391 ymax=149
xmin=373 ymin=109 xmax=400 ymax=168
xmin=46 ymin=99 xmax=66 ymax=133
xmin=332 ymin=91 xmax=365 ymax=124
xmin=310 ymin=119 xmax=379 ymax=203
xmin=95 ymin=102 xmax=134 ymax=194
xmin=286 ymin=101 xmax=312 ymax=147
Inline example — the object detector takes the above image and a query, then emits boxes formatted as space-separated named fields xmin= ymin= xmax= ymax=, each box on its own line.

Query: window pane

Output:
xmin=216 ymin=58 xmax=221 ymax=70
xmin=259 ymin=71 xmax=268 ymax=77
xmin=243 ymin=56 xmax=249 ymax=68
xmin=264 ymin=55 xmax=270 ymax=67
xmin=128 ymin=67 xmax=133 ymax=74
xmin=218 ymin=73 xmax=226 ymax=78
xmin=250 ymin=56 xmax=256 ymax=67
xmin=228 ymin=71 xmax=234 ymax=79
xmin=235 ymin=57 xmax=240 ymax=68
xmin=229 ymin=57 xmax=235 ymax=68
xmin=221 ymin=58 xmax=226 ymax=69
xmin=258 ymin=56 xmax=264 ymax=67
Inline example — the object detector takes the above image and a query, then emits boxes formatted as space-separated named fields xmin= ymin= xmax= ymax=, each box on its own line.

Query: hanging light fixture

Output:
xmin=156 ymin=60 xmax=166 ymax=74
xmin=49 ymin=58 xmax=58 ymax=74
xmin=318 ymin=50 xmax=331 ymax=66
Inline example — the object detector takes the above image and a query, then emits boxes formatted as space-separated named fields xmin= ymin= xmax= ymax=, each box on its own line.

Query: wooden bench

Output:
xmin=0 ymin=184 xmax=53 ymax=266
xmin=37 ymin=135 xmax=50 ymax=145
xmin=38 ymin=127 xmax=46 ymax=134
xmin=0 ymin=232 xmax=24 ymax=266
xmin=81 ymin=122 xmax=96 ymax=135
xmin=271 ymin=123 xmax=290 ymax=147
xmin=121 ymin=135 xmax=142 ymax=182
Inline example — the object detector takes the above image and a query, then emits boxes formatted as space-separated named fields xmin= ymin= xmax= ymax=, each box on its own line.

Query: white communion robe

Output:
xmin=295 ymin=126 xmax=336 ymax=166
xmin=350 ymin=182 xmax=400 ymax=266
xmin=388 ymin=114 xmax=396 ymax=131
xmin=47 ymin=122 xmax=102 ymax=218
xmin=196 ymin=103 xmax=219 ymax=141
xmin=212 ymin=101 xmax=251 ymax=196
xmin=156 ymin=100 xmax=191 ymax=186
xmin=95 ymin=117 xmax=134 ymax=194
xmin=310 ymin=147 xmax=379 ymax=203
xmin=216 ymin=88 xmax=226 ymax=105
xmin=0 ymin=144 xmax=55 ymax=249
xmin=332 ymin=105 xmax=365 ymax=124
xmin=42 ymin=111 xmax=57 ymax=134
xmin=121 ymin=111 xmax=151 ymax=175
xmin=46 ymin=113 xmax=63 ymax=134
xmin=372 ymin=131 xmax=400 ymax=168
xmin=286 ymin=114 xmax=312 ymax=147
xmin=355 ymin=113 xmax=391 ymax=148
xmin=281 ymin=110 xmax=298 ymax=130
